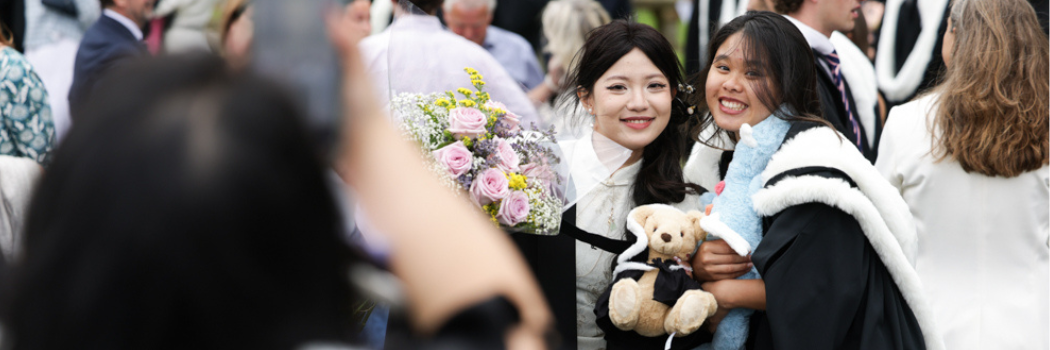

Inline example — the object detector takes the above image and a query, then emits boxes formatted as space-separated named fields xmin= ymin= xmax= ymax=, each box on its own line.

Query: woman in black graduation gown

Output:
xmin=683 ymin=12 xmax=943 ymax=350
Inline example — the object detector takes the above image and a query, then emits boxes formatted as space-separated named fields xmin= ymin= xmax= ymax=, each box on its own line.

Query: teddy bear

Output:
xmin=595 ymin=203 xmax=719 ymax=349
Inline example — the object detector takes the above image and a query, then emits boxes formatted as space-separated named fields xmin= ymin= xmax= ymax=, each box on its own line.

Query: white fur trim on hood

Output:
xmin=698 ymin=213 xmax=751 ymax=256
xmin=753 ymin=127 xmax=944 ymax=350
xmin=876 ymin=0 xmax=950 ymax=102
xmin=761 ymin=127 xmax=918 ymax=261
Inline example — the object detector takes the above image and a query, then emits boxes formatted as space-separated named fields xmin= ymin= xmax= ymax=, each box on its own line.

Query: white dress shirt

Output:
xmin=876 ymin=93 xmax=1050 ymax=350
xmin=783 ymin=15 xmax=835 ymax=75
xmin=103 ymin=9 xmax=143 ymax=41
xmin=358 ymin=14 xmax=539 ymax=126
xmin=784 ymin=15 xmax=879 ymax=148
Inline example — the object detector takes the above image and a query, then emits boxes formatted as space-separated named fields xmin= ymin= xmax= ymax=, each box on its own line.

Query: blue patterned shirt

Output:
xmin=0 ymin=46 xmax=55 ymax=165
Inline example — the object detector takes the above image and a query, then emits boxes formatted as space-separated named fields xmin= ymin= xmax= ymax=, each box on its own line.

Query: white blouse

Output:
xmin=876 ymin=93 xmax=1049 ymax=350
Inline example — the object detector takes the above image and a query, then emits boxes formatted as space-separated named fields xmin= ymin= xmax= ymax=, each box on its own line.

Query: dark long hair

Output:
xmin=3 ymin=55 xmax=358 ymax=349
xmin=564 ymin=20 xmax=703 ymax=206
xmin=690 ymin=11 xmax=829 ymax=146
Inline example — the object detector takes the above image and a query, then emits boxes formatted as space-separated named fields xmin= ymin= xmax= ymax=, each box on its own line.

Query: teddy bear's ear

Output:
xmin=629 ymin=205 xmax=657 ymax=230
xmin=686 ymin=210 xmax=707 ymax=241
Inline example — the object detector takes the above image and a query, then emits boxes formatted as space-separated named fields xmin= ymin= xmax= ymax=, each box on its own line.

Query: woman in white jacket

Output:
xmin=875 ymin=0 xmax=1049 ymax=349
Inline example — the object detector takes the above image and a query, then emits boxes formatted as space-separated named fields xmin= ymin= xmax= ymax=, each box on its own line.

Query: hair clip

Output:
xmin=678 ymin=83 xmax=696 ymax=94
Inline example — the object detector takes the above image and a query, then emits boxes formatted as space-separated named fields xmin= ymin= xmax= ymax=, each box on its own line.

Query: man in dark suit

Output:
xmin=774 ymin=0 xmax=879 ymax=162
xmin=68 ymin=0 xmax=153 ymax=118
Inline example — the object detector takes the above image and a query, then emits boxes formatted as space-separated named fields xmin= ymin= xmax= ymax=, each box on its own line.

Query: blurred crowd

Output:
xmin=0 ymin=0 xmax=1046 ymax=349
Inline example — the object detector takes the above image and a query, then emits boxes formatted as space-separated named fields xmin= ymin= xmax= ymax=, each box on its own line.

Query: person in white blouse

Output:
xmin=874 ymin=0 xmax=1049 ymax=349
xmin=516 ymin=20 xmax=704 ymax=350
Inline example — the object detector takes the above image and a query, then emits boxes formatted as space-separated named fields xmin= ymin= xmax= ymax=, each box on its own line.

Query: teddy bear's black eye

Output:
xmin=654 ymin=226 xmax=659 ymax=231
xmin=680 ymin=232 xmax=684 ymax=237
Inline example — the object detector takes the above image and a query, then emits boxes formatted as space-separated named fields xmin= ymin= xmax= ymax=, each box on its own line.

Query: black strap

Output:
xmin=560 ymin=206 xmax=633 ymax=255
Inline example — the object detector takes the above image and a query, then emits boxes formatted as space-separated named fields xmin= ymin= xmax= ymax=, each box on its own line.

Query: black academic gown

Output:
xmin=748 ymin=195 xmax=925 ymax=350
xmin=813 ymin=57 xmax=879 ymax=163
xmin=742 ymin=123 xmax=925 ymax=350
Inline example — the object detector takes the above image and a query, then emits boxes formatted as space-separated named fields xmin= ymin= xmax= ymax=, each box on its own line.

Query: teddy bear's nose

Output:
xmin=661 ymin=233 xmax=671 ymax=242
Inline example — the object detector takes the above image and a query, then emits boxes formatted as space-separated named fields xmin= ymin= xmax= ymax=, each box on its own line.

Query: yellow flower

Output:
xmin=457 ymin=88 xmax=473 ymax=97
xmin=508 ymin=173 xmax=528 ymax=190
xmin=435 ymin=98 xmax=450 ymax=107
xmin=459 ymin=100 xmax=476 ymax=107
xmin=464 ymin=67 xmax=478 ymax=75
xmin=462 ymin=137 xmax=473 ymax=147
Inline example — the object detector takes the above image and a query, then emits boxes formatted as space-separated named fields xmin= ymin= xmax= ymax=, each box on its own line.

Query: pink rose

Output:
xmin=432 ymin=141 xmax=473 ymax=177
xmin=448 ymin=107 xmax=488 ymax=139
xmin=486 ymin=101 xmax=520 ymax=133
xmin=521 ymin=162 xmax=554 ymax=193
xmin=470 ymin=168 xmax=509 ymax=205
xmin=500 ymin=112 xmax=521 ymax=133
xmin=492 ymin=137 xmax=520 ymax=173
xmin=497 ymin=190 xmax=531 ymax=226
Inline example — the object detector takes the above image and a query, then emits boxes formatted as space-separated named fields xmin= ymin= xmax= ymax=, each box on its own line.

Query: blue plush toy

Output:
xmin=697 ymin=112 xmax=790 ymax=350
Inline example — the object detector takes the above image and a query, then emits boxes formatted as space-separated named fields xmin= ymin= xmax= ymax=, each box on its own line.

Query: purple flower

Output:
xmin=432 ymin=141 xmax=473 ymax=177
xmin=448 ymin=107 xmax=487 ymax=139
xmin=470 ymin=168 xmax=509 ymax=205
xmin=492 ymin=137 xmax=520 ymax=173
xmin=497 ymin=191 xmax=530 ymax=226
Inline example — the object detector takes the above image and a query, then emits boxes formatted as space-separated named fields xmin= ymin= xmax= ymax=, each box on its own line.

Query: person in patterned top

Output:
xmin=0 ymin=28 xmax=54 ymax=166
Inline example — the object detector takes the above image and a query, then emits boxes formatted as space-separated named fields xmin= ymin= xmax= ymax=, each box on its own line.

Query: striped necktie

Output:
xmin=821 ymin=50 xmax=862 ymax=148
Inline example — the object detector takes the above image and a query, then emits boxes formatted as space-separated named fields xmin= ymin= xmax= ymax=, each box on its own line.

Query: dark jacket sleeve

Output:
xmin=748 ymin=203 xmax=924 ymax=350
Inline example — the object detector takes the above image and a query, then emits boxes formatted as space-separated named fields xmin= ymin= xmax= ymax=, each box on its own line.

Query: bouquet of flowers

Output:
xmin=393 ymin=68 xmax=562 ymax=235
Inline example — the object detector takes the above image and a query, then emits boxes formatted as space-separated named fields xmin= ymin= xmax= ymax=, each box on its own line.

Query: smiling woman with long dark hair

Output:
xmin=684 ymin=11 xmax=942 ymax=350
xmin=513 ymin=20 xmax=704 ymax=350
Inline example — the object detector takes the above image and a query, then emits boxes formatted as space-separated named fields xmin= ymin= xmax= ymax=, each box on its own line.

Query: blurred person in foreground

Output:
xmin=875 ymin=0 xmax=1049 ymax=348
xmin=0 ymin=25 xmax=55 ymax=165
xmin=68 ymin=0 xmax=154 ymax=119
xmin=442 ymin=0 xmax=543 ymax=91
xmin=359 ymin=0 xmax=539 ymax=126
xmin=345 ymin=0 xmax=372 ymax=38
xmin=1 ymin=11 xmax=551 ymax=350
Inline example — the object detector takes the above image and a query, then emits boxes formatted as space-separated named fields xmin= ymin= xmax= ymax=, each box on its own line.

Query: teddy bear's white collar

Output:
xmin=614 ymin=204 xmax=689 ymax=276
